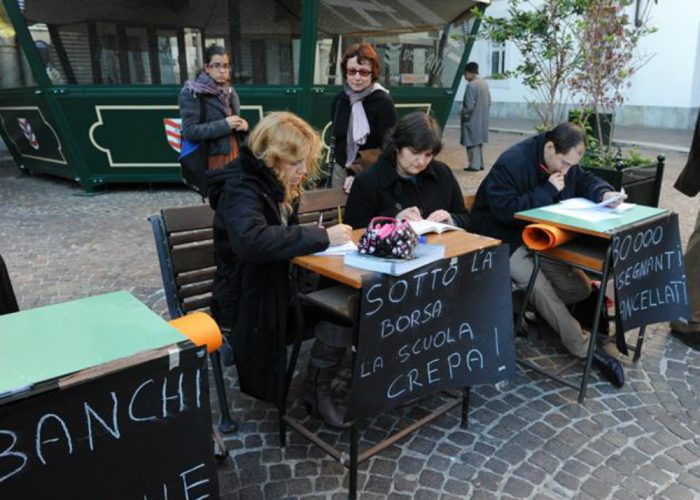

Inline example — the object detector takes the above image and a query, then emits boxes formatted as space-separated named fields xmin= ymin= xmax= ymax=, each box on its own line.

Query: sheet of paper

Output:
xmin=558 ymin=196 xmax=632 ymax=211
xmin=313 ymin=241 xmax=358 ymax=256
xmin=540 ymin=203 xmax=623 ymax=222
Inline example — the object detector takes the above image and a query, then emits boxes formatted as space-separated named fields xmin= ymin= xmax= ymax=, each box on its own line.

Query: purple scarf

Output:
xmin=184 ymin=71 xmax=232 ymax=115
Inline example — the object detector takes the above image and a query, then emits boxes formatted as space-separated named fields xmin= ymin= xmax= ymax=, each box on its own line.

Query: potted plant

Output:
xmin=568 ymin=0 xmax=663 ymax=206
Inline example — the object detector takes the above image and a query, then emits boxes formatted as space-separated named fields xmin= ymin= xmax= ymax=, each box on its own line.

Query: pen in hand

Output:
xmin=337 ymin=206 xmax=342 ymax=225
xmin=318 ymin=213 xmax=323 ymax=227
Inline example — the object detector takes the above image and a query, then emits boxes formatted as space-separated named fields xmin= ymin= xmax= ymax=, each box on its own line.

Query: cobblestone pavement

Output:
xmin=1 ymin=128 xmax=699 ymax=500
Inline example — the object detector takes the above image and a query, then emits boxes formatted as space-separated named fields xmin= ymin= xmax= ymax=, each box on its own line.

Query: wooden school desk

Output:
xmin=288 ymin=229 xmax=511 ymax=499
xmin=514 ymin=204 xmax=668 ymax=402
xmin=0 ymin=291 xmax=219 ymax=499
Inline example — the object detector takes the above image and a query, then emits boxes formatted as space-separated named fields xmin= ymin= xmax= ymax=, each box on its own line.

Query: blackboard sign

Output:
xmin=0 ymin=345 xmax=219 ymax=499
xmin=346 ymin=244 xmax=516 ymax=421
xmin=612 ymin=213 xmax=690 ymax=335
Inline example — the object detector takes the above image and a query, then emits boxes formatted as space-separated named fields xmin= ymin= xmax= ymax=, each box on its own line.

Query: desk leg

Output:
xmin=579 ymin=244 xmax=613 ymax=403
xmin=281 ymin=286 xmax=307 ymax=447
xmin=461 ymin=386 xmax=470 ymax=429
xmin=633 ymin=325 xmax=647 ymax=362
xmin=516 ymin=252 xmax=541 ymax=335
xmin=349 ymin=422 xmax=358 ymax=499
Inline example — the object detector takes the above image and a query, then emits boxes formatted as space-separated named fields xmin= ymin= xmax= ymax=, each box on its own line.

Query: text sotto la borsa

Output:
xmin=0 ymin=366 xmax=214 ymax=499
xmin=357 ymin=250 xmax=507 ymax=400
xmin=612 ymin=222 xmax=688 ymax=321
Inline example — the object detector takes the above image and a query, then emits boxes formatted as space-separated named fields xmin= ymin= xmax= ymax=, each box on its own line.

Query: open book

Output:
xmin=408 ymin=219 xmax=462 ymax=236
xmin=343 ymin=244 xmax=445 ymax=276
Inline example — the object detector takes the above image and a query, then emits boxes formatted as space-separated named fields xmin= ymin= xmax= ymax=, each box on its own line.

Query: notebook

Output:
xmin=343 ymin=244 xmax=445 ymax=276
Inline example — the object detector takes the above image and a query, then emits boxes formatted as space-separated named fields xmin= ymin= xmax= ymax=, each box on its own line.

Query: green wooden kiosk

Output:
xmin=0 ymin=0 xmax=488 ymax=192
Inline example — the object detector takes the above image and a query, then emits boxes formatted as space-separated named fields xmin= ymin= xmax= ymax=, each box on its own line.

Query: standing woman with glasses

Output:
xmin=330 ymin=43 xmax=397 ymax=192
xmin=179 ymin=44 xmax=248 ymax=170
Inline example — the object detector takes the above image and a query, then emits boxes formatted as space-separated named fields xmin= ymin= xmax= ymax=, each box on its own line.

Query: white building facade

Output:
xmin=459 ymin=0 xmax=700 ymax=129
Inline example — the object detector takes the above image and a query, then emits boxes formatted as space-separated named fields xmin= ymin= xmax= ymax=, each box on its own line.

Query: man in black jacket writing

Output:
xmin=471 ymin=122 xmax=627 ymax=387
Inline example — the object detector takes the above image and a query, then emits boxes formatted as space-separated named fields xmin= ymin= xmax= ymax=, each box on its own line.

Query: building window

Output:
xmin=490 ymin=40 xmax=506 ymax=76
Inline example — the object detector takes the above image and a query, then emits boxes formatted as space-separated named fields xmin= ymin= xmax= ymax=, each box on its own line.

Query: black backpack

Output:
xmin=179 ymin=97 xmax=209 ymax=197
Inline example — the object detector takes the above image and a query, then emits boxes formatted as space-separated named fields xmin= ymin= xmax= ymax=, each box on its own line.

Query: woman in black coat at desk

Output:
xmin=344 ymin=111 xmax=470 ymax=230
xmin=207 ymin=112 xmax=352 ymax=408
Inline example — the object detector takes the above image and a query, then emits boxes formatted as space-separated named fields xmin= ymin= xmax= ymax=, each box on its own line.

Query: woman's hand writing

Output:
xmin=326 ymin=224 xmax=353 ymax=246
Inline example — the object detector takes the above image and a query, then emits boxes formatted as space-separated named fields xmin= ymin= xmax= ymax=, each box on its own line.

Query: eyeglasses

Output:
xmin=208 ymin=63 xmax=231 ymax=71
xmin=346 ymin=68 xmax=372 ymax=77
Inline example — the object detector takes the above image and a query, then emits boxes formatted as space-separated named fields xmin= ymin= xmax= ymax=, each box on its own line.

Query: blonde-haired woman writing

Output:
xmin=207 ymin=111 xmax=352 ymax=409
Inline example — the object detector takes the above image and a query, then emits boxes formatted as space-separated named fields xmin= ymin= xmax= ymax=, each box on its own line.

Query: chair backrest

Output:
xmin=149 ymin=204 xmax=215 ymax=320
xmin=0 ymin=254 xmax=19 ymax=316
xmin=297 ymin=188 xmax=348 ymax=227
xmin=464 ymin=193 xmax=476 ymax=212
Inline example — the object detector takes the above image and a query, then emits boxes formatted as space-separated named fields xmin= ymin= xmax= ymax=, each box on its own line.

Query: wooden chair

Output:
xmin=464 ymin=193 xmax=476 ymax=212
xmin=0 ymin=254 xmax=19 ymax=316
xmin=297 ymin=187 xmax=348 ymax=227
xmin=148 ymin=205 xmax=238 ymax=434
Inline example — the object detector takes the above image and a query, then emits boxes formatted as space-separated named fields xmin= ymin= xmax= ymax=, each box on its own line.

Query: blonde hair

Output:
xmin=248 ymin=111 xmax=322 ymax=202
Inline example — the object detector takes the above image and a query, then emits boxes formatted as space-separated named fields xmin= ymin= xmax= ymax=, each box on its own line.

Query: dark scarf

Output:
xmin=184 ymin=71 xmax=232 ymax=115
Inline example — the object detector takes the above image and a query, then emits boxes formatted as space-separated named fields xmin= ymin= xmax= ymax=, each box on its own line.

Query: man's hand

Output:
xmin=426 ymin=209 xmax=453 ymax=224
xmin=548 ymin=172 xmax=565 ymax=192
xmin=601 ymin=190 xmax=627 ymax=208
xmin=396 ymin=206 xmax=422 ymax=221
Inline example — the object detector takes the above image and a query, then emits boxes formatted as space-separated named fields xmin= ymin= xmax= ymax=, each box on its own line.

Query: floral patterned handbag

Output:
xmin=357 ymin=216 xmax=419 ymax=259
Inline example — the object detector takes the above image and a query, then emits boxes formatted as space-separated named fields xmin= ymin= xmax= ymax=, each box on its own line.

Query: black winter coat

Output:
xmin=675 ymin=109 xmax=700 ymax=197
xmin=208 ymin=147 xmax=329 ymax=406
xmin=331 ymin=89 xmax=397 ymax=167
xmin=179 ymin=78 xmax=246 ymax=156
xmin=344 ymin=153 xmax=470 ymax=230
xmin=470 ymin=133 xmax=613 ymax=253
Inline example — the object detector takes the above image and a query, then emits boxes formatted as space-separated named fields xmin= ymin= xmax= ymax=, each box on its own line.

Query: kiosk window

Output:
xmin=18 ymin=0 xmax=299 ymax=85
xmin=124 ymin=27 xmax=151 ymax=84
xmin=157 ymin=30 xmax=182 ymax=85
xmin=228 ymin=0 xmax=301 ymax=85
xmin=0 ymin=4 xmax=37 ymax=88
xmin=315 ymin=0 xmax=467 ymax=88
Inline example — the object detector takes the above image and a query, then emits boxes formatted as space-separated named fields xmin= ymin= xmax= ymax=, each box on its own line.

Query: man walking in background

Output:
xmin=670 ymin=110 xmax=700 ymax=350
xmin=461 ymin=62 xmax=491 ymax=171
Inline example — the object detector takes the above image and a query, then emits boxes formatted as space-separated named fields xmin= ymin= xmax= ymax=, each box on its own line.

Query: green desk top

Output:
xmin=515 ymin=204 xmax=668 ymax=238
xmin=0 ymin=291 xmax=186 ymax=397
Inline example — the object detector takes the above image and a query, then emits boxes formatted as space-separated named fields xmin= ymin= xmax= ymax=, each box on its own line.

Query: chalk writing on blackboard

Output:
xmin=347 ymin=245 xmax=516 ymax=421
xmin=0 ymin=346 xmax=218 ymax=499
xmin=612 ymin=213 xmax=690 ymax=334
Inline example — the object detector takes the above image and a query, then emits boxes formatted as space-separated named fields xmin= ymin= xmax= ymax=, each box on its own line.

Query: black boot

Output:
xmin=592 ymin=348 xmax=624 ymax=388
xmin=302 ymin=340 xmax=350 ymax=429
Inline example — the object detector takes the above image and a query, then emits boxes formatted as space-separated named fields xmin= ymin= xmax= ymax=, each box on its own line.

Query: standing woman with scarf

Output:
xmin=179 ymin=45 xmax=248 ymax=170
xmin=330 ymin=43 xmax=397 ymax=192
